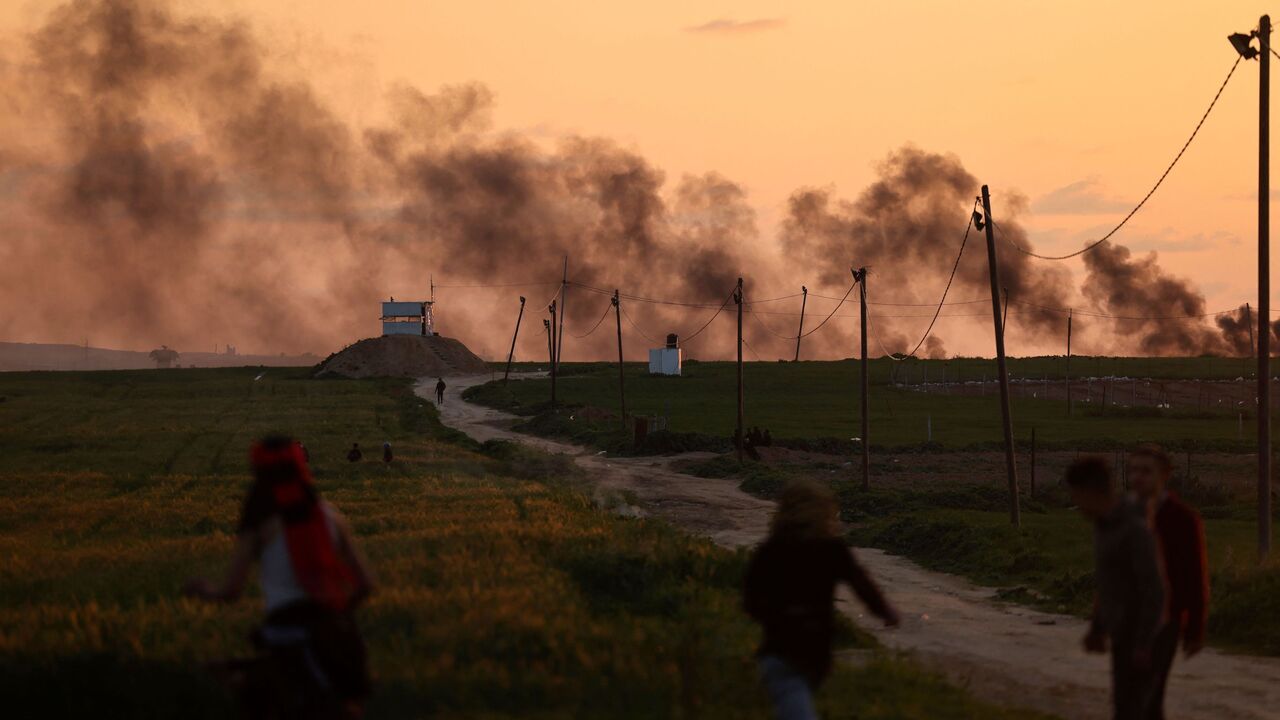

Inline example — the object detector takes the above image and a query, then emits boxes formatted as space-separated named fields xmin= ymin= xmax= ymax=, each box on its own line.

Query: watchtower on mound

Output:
xmin=381 ymin=299 xmax=434 ymax=337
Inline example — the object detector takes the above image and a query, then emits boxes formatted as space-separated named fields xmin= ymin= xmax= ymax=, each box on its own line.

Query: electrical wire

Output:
xmin=992 ymin=55 xmax=1241 ymax=261
xmin=434 ymin=281 xmax=561 ymax=289
xmin=895 ymin=199 xmax=978 ymax=359
xmin=569 ymin=301 xmax=614 ymax=338
xmin=677 ymin=289 xmax=738 ymax=344
xmin=618 ymin=302 xmax=659 ymax=345
xmin=1011 ymin=299 xmax=1245 ymax=320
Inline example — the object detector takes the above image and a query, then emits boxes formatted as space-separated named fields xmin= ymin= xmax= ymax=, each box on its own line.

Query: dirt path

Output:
xmin=421 ymin=375 xmax=1280 ymax=720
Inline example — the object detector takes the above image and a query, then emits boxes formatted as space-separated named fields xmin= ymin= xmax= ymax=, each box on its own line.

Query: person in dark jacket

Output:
xmin=435 ymin=377 xmax=446 ymax=405
xmin=1068 ymin=457 xmax=1167 ymax=720
xmin=743 ymin=480 xmax=899 ymax=719
xmin=347 ymin=443 xmax=362 ymax=463
xmin=382 ymin=442 xmax=393 ymax=463
xmin=1128 ymin=443 xmax=1209 ymax=719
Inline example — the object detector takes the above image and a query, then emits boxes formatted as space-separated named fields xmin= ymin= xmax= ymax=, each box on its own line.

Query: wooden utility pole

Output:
xmin=794 ymin=286 xmax=808 ymax=362
xmin=981 ymin=185 xmax=1021 ymax=527
xmin=503 ymin=296 xmax=526 ymax=382
xmin=556 ymin=256 xmax=568 ymax=367
xmin=548 ymin=302 xmax=558 ymax=407
xmin=1260 ymin=14 xmax=1273 ymax=560
xmin=1066 ymin=309 xmax=1074 ymax=416
xmin=856 ymin=268 xmax=870 ymax=491
xmin=613 ymin=290 xmax=626 ymax=428
xmin=735 ymin=278 xmax=745 ymax=463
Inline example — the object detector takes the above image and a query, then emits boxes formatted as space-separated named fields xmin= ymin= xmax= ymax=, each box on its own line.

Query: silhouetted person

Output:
xmin=1067 ymin=457 xmax=1166 ymax=720
xmin=744 ymin=481 xmax=899 ymax=719
xmin=347 ymin=443 xmax=362 ymax=463
xmin=1128 ymin=444 xmax=1208 ymax=719
xmin=435 ymin=377 xmax=446 ymax=405
xmin=184 ymin=435 xmax=375 ymax=719
xmin=382 ymin=442 xmax=393 ymax=463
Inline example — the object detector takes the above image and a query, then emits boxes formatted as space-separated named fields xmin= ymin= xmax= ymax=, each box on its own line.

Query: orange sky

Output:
xmin=2 ymin=0 xmax=1277 ymax=357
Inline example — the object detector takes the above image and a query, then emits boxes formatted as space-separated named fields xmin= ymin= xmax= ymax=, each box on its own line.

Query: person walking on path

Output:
xmin=743 ymin=480 xmax=900 ymax=720
xmin=184 ymin=435 xmax=376 ymax=719
xmin=435 ymin=377 xmax=446 ymax=405
xmin=1068 ymin=457 xmax=1167 ymax=720
xmin=1128 ymin=444 xmax=1209 ymax=719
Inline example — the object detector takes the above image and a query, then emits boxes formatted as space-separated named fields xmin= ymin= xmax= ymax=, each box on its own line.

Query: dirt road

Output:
xmin=420 ymin=375 xmax=1280 ymax=720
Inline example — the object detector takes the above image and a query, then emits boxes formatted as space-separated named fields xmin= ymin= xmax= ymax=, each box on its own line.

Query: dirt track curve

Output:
xmin=419 ymin=375 xmax=1280 ymax=720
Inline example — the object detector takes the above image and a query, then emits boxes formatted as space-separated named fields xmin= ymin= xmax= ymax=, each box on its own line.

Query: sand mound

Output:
xmin=313 ymin=335 xmax=488 ymax=378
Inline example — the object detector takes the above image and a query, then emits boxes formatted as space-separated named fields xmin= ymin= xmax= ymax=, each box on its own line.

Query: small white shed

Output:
xmin=648 ymin=333 xmax=682 ymax=375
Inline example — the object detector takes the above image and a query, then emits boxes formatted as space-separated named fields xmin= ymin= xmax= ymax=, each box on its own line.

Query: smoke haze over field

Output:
xmin=0 ymin=0 xmax=1255 ymax=360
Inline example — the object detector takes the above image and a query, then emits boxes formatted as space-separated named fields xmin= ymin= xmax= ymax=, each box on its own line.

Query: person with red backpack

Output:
xmin=185 ymin=436 xmax=375 ymax=719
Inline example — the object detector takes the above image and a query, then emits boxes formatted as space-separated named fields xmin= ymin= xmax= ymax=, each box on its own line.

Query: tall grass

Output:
xmin=0 ymin=368 xmax=1051 ymax=718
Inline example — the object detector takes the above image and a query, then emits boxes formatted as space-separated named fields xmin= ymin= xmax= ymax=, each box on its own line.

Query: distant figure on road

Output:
xmin=183 ymin=435 xmax=375 ymax=719
xmin=1128 ymin=443 xmax=1209 ymax=718
xmin=435 ymin=377 xmax=446 ymax=405
xmin=347 ymin=443 xmax=363 ymax=463
xmin=1067 ymin=457 xmax=1166 ymax=720
xmin=382 ymin=442 xmax=393 ymax=463
xmin=744 ymin=480 xmax=899 ymax=720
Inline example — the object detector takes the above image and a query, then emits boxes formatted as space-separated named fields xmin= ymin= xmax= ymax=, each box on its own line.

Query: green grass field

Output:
xmin=472 ymin=361 xmax=1280 ymax=656
xmin=473 ymin=361 xmax=1258 ymax=451
xmin=0 ymin=368 xmax=1052 ymax=719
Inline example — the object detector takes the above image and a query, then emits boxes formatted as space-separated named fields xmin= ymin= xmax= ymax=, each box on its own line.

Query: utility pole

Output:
xmin=856 ymin=268 xmax=870 ymax=491
xmin=794 ymin=286 xmax=808 ymax=362
xmin=1066 ymin=309 xmax=1074 ymax=416
xmin=613 ymin=290 xmax=626 ymax=429
xmin=503 ymin=296 xmax=526 ymax=382
xmin=548 ymin=301 xmax=558 ymax=407
xmin=557 ymin=256 xmax=568 ymax=367
xmin=735 ymin=278 xmax=745 ymax=463
xmin=1260 ymin=14 xmax=1273 ymax=560
xmin=980 ymin=185 xmax=1021 ymax=528
xmin=1247 ymin=302 xmax=1256 ymax=357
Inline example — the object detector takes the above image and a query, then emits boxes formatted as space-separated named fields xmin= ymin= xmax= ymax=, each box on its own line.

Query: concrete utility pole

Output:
xmin=1260 ymin=15 xmax=1273 ymax=560
xmin=613 ymin=290 xmax=626 ymax=429
xmin=794 ymin=286 xmax=808 ymax=362
xmin=856 ymin=268 xmax=870 ymax=491
xmin=548 ymin=302 xmax=558 ymax=407
xmin=980 ymin=185 xmax=1021 ymax=527
xmin=735 ymin=278 xmax=745 ymax=463
xmin=503 ymin=296 xmax=526 ymax=382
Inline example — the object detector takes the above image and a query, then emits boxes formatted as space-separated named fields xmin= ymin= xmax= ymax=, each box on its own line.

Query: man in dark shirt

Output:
xmin=1128 ymin=444 xmax=1209 ymax=719
xmin=744 ymin=481 xmax=898 ymax=719
xmin=435 ymin=377 xmax=446 ymax=405
xmin=347 ymin=443 xmax=363 ymax=463
xmin=1068 ymin=457 xmax=1166 ymax=720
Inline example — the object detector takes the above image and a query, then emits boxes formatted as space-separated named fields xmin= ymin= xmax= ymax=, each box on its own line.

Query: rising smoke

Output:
xmin=0 ymin=0 xmax=1247 ymax=360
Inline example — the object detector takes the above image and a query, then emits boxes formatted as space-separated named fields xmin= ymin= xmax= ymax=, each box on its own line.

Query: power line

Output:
xmin=434 ymin=281 xmax=561 ymax=289
xmin=1011 ymin=299 xmax=1246 ymax=320
xmin=569 ymin=301 xmax=614 ymax=338
xmin=618 ymin=303 xmax=659 ymax=344
xmin=994 ymin=55 xmax=1242 ymax=261
xmin=895 ymin=200 xmax=978 ymax=359
xmin=678 ymin=289 xmax=738 ymax=344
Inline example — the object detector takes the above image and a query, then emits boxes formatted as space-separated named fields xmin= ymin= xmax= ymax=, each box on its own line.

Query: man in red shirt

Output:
xmin=1128 ymin=444 xmax=1209 ymax=720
